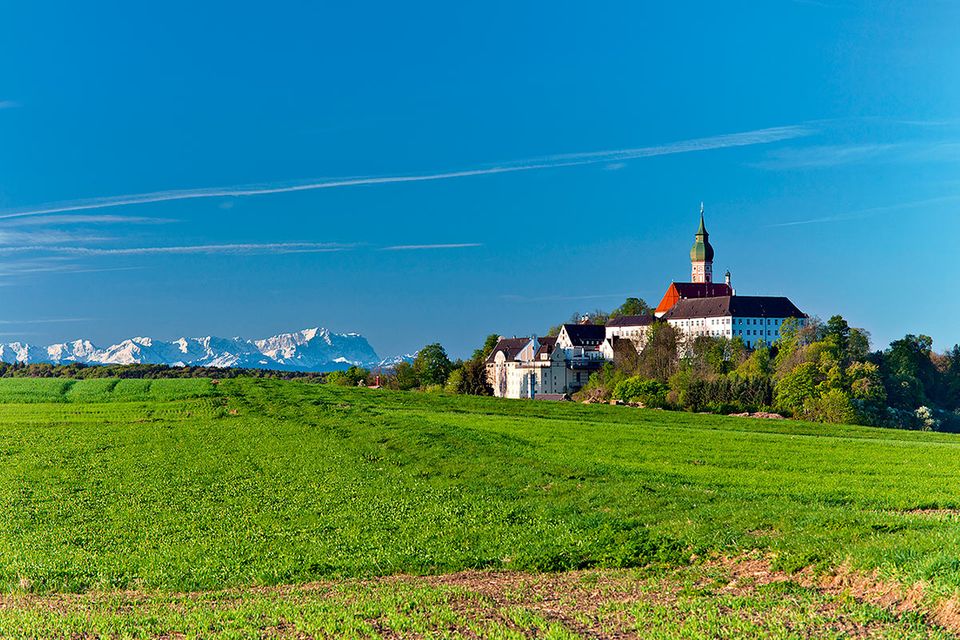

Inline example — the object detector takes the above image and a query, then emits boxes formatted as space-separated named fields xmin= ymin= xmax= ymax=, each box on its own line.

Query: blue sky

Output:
xmin=0 ymin=2 xmax=958 ymax=359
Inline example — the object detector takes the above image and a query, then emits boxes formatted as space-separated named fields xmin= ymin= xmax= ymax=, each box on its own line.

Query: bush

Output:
xmin=613 ymin=376 xmax=669 ymax=408
xmin=803 ymin=388 xmax=856 ymax=424
xmin=325 ymin=366 xmax=369 ymax=387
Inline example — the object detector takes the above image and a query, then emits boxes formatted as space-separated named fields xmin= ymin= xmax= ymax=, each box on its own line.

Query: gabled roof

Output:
xmin=560 ymin=323 xmax=605 ymax=346
xmin=485 ymin=337 xmax=530 ymax=364
xmin=662 ymin=295 xmax=806 ymax=320
xmin=606 ymin=314 xmax=657 ymax=328
xmin=655 ymin=282 xmax=734 ymax=315
xmin=534 ymin=336 xmax=557 ymax=359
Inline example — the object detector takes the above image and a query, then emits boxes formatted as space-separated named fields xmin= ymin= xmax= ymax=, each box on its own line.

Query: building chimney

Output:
xmin=725 ymin=270 xmax=731 ymax=287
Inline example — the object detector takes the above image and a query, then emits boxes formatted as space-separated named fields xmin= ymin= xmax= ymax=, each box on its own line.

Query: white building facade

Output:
xmin=485 ymin=324 xmax=606 ymax=399
xmin=663 ymin=296 xmax=807 ymax=349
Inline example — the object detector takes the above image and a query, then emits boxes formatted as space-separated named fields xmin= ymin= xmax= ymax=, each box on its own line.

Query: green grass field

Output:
xmin=0 ymin=377 xmax=957 ymax=638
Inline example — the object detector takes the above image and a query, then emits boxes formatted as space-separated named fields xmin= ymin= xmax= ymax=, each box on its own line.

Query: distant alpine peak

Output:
xmin=0 ymin=327 xmax=383 ymax=372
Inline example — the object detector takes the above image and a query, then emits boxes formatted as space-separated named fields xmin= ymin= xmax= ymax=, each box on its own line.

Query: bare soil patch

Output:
xmin=0 ymin=562 xmax=953 ymax=638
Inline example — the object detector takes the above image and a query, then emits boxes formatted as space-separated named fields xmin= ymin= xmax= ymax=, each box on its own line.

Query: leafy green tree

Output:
xmin=848 ymin=328 xmax=872 ymax=362
xmin=735 ymin=344 xmax=772 ymax=380
xmin=638 ymin=323 xmax=679 ymax=381
xmin=326 ymin=365 xmax=369 ymax=386
xmin=848 ymin=361 xmax=886 ymax=404
xmin=444 ymin=368 xmax=463 ymax=393
xmin=613 ymin=376 xmax=669 ymax=408
xmin=882 ymin=334 xmax=936 ymax=409
xmin=392 ymin=361 xmax=419 ymax=391
xmin=579 ymin=362 xmax=629 ymax=402
xmin=775 ymin=362 xmax=819 ymax=416
xmin=610 ymin=297 xmax=652 ymax=318
xmin=943 ymin=345 xmax=960 ymax=411
xmin=450 ymin=359 xmax=493 ymax=396
xmin=413 ymin=343 xmax=453 ymax=387
xmin=472 ymin=334 xmax=500 ymax=362
xmin=825 ymin=315 xmax=851 ymax=363
xmin=804 ymin=388 xmax=856 ymax=424
xmin=847 ymin=360 xmax=887 ymax=425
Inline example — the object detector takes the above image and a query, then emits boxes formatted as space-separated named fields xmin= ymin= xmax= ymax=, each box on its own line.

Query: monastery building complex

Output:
xmin=485 ymin=206 xmax=807 ymax=399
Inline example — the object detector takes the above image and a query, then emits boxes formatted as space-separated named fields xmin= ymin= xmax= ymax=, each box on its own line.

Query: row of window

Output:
xmin=676 ymin=316 xmax=788 ymax=328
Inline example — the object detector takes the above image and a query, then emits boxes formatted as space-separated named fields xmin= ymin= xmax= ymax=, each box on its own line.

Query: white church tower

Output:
xmin=690 ymin=203 xmax=714 ymax=283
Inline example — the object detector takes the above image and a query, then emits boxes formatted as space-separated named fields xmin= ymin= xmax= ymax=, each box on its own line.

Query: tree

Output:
xmin=943 ymin=345 xmax=960 ymax=411
xmin=392 ymin=361 xmax=419 ymax=390
xmin=450 ymin=359 xmax=493 ymax=395
xmin=610 ymin=297 xmax=652 ymax=319
xmin=774 ymin=362 xmax=819 ymax=416
xmin=637 ymin=323 xmax=679 ymax=381
xmin=882 ymin=334 xmax=936 ymax=409
xmin=736 ymin=344 xmax=773 ymax=380
xmin=825 ymin=315 xmax=851 ymax=364
xmin=804 ymin=388 xmax=856 ymax=424
xmin=412 ymin=343 xmax=453 ymax=387
xmin=326 ymin=365 xmax=369 ymax=386
xmin=472 ymin=334 xmax=501 ymax=362
xmin=613 ymin=376 xmax=669 ymax=408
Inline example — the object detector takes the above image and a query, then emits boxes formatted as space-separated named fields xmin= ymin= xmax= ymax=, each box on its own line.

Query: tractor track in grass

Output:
xmin=0 ymin=559 xmax=954 ymax=638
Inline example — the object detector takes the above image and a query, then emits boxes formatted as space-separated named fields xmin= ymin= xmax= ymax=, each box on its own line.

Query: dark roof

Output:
xmin=561 ymin=323 xmax=606 ymax=346
xmin=663 ymin=296 xmax=806 ymax=320
xmin=485 ymin=337 xmax=530 ymax=364
xmin=606 ymin=314 xmax=656 ymax=328
xmin=534 ymin=336 xmax=557 ymax=358
xmin=671 ymin=282 xmax=733 ymax=298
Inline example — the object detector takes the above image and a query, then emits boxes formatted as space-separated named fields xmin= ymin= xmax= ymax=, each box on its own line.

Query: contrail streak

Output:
xmin=0 ymin=242 xmax=352 ymax=256
xmin=0 ymin=125 xmax=813 ymax=219
xmin=382 ymin=243 xmax=483 ymax=250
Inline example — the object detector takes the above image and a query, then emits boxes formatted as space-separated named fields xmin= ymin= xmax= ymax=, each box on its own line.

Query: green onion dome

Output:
xmin=690 ymin=210 xmax=714 ymax=262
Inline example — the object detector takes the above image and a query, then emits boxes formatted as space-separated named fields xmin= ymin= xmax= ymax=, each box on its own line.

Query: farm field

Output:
xmin=0 ymin=377 xmax=958 ymax=638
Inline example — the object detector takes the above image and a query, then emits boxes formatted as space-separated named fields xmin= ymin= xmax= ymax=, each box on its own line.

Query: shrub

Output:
xmin=613 ymin=376 xmax=669 ymax=408
xmin=803 ymin=388 xmax=856 ymax=424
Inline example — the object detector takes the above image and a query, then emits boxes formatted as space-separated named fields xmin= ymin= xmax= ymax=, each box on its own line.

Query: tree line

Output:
xmin=0 ymin=361 xmax=327 ymax=381
xmin=354 ymin=297 xmax=960 ymax=433
xmin=577 ymin=304 xmax=960 ymax=432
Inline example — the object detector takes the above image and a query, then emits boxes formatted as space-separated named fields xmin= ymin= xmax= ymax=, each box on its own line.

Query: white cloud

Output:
xmin=0 ymin=124 xmax=814 ymax=219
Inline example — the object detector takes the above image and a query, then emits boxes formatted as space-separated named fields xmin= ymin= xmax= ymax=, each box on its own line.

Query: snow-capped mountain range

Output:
xmin=0 ymin=327 xmax=395 ymax=372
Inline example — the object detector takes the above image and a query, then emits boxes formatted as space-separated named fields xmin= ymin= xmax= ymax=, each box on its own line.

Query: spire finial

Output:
xmin=700 ymin=201 xmax=704 ymax=215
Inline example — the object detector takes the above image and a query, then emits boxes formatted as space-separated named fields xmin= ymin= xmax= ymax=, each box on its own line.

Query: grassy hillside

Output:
xmin=0 ymin=377 xmax=957 ymax=636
